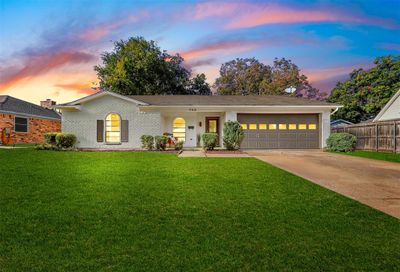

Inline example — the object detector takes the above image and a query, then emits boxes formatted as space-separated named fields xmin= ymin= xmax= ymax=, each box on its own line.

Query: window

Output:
xmin=249 ymin=124 xmax=257 ymax=130
xmin=240 ymin=124 xmax=248 ymax=130
xmin=105 ymin=113 xmax=121 ymax=143
xmin=308 ymin=124 xmax=317 ymax=130
xmin=173 ymin=117 xmax=186 ymax=142
xmin=288 ymin=124 xmax=297 ymax=130
xmin=298 ymin=124 xmax=307 ymax=130
xmin=259 ymin=124 xmax=267 ymax=130
xmin=269 ymin=124 xmax=277 ymax=130
xmin=278 ymin=124 xmax=287 ymax=130
xmin=15 ymin=117 xmax=28 ymax=132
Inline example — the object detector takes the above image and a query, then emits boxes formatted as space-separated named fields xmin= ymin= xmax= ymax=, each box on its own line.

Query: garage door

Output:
xmin=238 ymin=114 xmax=320 ymax=149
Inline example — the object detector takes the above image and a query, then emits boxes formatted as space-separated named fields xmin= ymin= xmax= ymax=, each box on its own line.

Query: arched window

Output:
xmin=105 ymin=113 xmax=121 ymax=143
xmin=173 ymin=117 xmax=185 ymax=142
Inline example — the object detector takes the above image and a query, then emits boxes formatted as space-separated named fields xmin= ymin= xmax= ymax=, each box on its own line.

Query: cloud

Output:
xmin=0 ymin=51 xmax=96 ymax=92
xmin=304 ymin=62 xmax=373 ymax=92
xmin=78 ymin=11 xmax=149 ymax=41
xmin=184 ymin=58 xmax=217 ymax=69
xmin=192 ymin=2 xmax=395 ymax=29
xmin=378 ymin=43 xmax=400 ymax=52
xmin=55 ymin=82 xmax=97 ymax=95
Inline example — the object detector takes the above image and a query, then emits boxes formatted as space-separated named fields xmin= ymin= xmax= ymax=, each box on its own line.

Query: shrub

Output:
xmin=223 ymin=121 xmax=244 ymax=150
xmin=44 ymin=132 xmax=58 ymax=145
xmin=35 ymin=143 xmax=56 ymax=150
xmin=202 ymin=133 xmax=218 ymax=150
xmin=174 ymin=140 xmax=184 ymax=151
xmin=155 ymin=135 xmax=168 ymax=151
xmin=55 ymin=133 xmax=77 ymax=148
xmin=141 ymin=135 xmax=154 ymax=150
xmin=327 ymin=132 xmax=357 ymax=152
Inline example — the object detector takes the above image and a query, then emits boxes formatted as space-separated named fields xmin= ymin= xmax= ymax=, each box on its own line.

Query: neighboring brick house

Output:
xmin=0 ymin=96 xmax=61 ymax=144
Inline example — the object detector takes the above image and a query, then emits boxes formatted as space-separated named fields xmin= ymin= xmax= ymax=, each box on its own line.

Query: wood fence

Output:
xmin=331 ymin=120 xmax=400 ymax=153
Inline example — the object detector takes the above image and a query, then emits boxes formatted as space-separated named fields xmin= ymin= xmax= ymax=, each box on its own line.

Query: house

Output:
xmin=55 ymin=91 xmax=340 ymax=149
xmin=0 ymin=95 xmax=61 ymax=144
xmin=373 ymin=89 xmax=400 ymax=122
xmin=330 ymin=119 xmax=354 ymax=128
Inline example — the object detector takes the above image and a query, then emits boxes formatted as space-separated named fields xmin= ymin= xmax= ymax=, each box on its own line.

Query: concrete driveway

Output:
xmin=246 ymin=150 xmax=400 ymax=218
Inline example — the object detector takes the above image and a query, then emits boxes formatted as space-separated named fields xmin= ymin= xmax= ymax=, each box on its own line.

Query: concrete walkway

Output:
xmin=178 ymin=150 xmax=250 ymax=158
xmin=247 ymin=150 xmax=400 ymax=218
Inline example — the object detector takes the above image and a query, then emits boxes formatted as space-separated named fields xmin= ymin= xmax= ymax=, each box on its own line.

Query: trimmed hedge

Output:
xmin=155 ymin=136 xmax=168 ymax=151
xmin=202 ymin=133 xmax=218 ymax=150
xmin=55 ymin=133 xmax=77 ymax=148
xmin=327 ymin=132 xmax=357 ymax=152
xmin=44 ymin=132 xmax=58 ymax=145
xmin=141 ymin=135 xmax=154 ymax=150
xmin=223 ymin=121 xmax=244 ymax=150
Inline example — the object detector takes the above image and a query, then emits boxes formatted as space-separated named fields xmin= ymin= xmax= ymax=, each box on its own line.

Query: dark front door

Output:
xmin=206 ymin=117 xmax=220 ymax=145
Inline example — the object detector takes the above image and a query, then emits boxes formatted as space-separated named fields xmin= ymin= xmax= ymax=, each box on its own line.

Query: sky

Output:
xmin=0 ymin=0 xmax=399 ymax=104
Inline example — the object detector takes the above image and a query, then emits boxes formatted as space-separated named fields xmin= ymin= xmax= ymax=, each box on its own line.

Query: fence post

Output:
xmin=375 ymin=124 xmax=379 ymax=152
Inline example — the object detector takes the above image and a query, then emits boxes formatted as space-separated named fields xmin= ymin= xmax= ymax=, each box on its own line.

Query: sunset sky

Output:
xmin=1 ymin=0 xmax=399 ymax=104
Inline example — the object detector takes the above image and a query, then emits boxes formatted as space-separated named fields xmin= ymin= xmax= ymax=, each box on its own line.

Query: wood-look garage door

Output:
xmin=238 ymin=114 xmax=320 ymax=149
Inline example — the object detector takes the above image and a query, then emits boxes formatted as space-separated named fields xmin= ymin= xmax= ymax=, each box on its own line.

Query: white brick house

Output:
xmin=56 ymin=91 xmax=340 ymax=149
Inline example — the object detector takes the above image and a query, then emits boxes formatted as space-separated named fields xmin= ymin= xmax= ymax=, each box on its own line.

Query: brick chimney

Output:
xmin=40 ymin=99 xmax=56 ymax=109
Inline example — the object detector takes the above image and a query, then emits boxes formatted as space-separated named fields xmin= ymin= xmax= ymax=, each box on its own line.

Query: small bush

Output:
xmin=155 ymin=135 xmax=168 ymax=151
xmin=35 ymin=143 xmax=56 ymax=150
xmin=327 ymin=132 xmax=357 ymax=152
xmin=202 ymin=133 xmax=218 ymax=150
xmin=55 ymin=133 xmax=77 ymax=148
xmin=223 ymin=121 xmax=244 ymax=150
xmin=141 ymin=135 xmax=154 ymax=150
xmin=44 ymin=132 xmax=58 ymax=145
xmin=174 ymin=140 xmax=184 ymax=151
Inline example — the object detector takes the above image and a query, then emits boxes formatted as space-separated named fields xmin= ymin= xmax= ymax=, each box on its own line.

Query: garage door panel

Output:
xmin=238 ymin=114 xmax=320 ymax=149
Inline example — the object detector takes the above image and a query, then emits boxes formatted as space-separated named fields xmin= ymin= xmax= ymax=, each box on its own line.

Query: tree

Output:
xmin=187 ymin=73 xmax=212 ymax=95
xmin=214 ymin=57 xmax=326 ymax=99
xmin=328 ymin=55 xmax=400 ymax=123
xmin=95 ymin=37 xmax=210 ymax=95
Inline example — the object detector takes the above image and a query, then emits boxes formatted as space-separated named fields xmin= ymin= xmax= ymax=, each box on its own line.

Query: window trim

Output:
xmin=14 ymin=116 xmax=29 ymax=133
xmin=105 ymin=113 xmax=122 ymax=144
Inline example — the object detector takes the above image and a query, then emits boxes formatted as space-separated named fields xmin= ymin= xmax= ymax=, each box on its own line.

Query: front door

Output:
xmin=206 ymin=117 xmax=219 ymax=145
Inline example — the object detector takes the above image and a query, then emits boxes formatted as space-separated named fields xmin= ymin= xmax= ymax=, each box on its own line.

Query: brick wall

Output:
xmin=0 ymin=113 xmax=61 ymax=144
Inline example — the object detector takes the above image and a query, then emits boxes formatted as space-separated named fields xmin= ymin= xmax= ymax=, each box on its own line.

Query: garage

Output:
xmin=237 ymin=114 xmax=320 ymax=149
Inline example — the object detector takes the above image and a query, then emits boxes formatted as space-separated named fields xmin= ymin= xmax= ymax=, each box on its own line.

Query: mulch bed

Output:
xmin=79 ymin=148 xmax=178 ymax=153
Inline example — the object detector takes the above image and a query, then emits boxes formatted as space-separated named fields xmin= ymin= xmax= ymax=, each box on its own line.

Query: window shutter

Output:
xmin=121 ymin=120 xmax=129 ymax=142
xmin=97 ymin=120 xmax=104 ymax=142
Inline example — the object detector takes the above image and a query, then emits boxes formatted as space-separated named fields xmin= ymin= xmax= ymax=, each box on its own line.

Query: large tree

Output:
xmin=95 ymin=37 xmax=211 ymax=95
xmin=214 ymin=57 xmax=326 ymax=99
xmin=328 ymin=55 xmax=400 ymax=123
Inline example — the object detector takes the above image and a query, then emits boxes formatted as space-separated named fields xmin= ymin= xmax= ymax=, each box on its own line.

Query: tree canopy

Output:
xmin=95 ymin=37 xmax=211 ymax=95
xmin=213 ymin=58 xmax=326 ymax=100
xmin=328 ymin=55 xmax=400 ymax=123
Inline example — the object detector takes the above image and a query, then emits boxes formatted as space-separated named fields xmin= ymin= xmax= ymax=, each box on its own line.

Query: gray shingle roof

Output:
xmin=0 ymin=95 xmax=61 ymax=120
xmin=129 ymin=95 xmax=339 ymax=106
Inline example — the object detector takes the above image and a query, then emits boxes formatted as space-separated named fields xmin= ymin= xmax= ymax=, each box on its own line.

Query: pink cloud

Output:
xmin=0 ymin=51 xmax=95 ymax=92
xmin=378 ymin=43 xmax=400 ymax=52
xmin=191 ymin=2 xmax=395 ymax=29
xmin=78 ymin=11 xmax=149 ymax=41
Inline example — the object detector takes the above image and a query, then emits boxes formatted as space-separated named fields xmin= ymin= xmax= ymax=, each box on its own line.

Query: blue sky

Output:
xmin=0 ymin=0 xmax=399 ymax=103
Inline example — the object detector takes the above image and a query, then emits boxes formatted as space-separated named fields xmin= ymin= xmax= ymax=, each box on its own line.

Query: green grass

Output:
xmin=0 ymin=150 xmax=399 ymax=271
xmin=332 ymin=150 xmax=400 ymax=163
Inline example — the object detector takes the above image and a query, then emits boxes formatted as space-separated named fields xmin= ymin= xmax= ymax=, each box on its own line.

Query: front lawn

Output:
xmin=333 ymin=150 xmax=400 ymax=163
xmin=0 ymin=150 xmax=399 ymax=271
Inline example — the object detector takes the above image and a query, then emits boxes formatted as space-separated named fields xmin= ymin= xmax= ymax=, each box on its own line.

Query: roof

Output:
xmin=0 ymin=95 xmax=61 ymax=120
xmin=373 ymin=89 xmax=400 ymax=122
xmin=129 ymin=95 xmax=339 ymax=106
xmin=57 ymin=91 xmax=340 ymax=109
xmin=331 ymin=119 xmax=354 ymax=125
